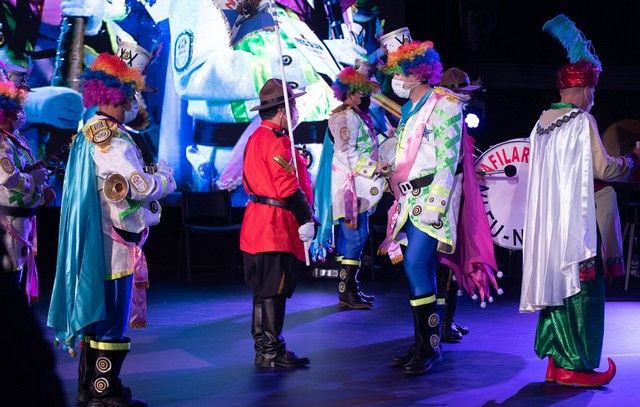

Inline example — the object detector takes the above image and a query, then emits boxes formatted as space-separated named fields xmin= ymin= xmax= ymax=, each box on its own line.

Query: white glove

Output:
xmin=298 ymin=221 xmax=315 ymax=242
xmin=160 ymin=172 xmax=177 ymax=195
xmin=23 ymin=86 xmax=84 ymax=130
xmin=28 ymin=167 xmax=48 ymax=187
xmin=156 ymin=160 xmax=174 ymax=175
xmin=422 ymin=209 xmax=441 ymax=226
xmin=60 ymin=0 xmax=105 ymax=36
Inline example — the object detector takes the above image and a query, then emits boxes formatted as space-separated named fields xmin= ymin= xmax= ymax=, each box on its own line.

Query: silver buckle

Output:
xmin=398 ymin=181 xmax=413 ymax=195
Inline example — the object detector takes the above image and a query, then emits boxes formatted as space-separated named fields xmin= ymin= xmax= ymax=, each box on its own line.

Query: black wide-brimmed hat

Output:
xmin=250 ymin=78 xmax=306 ymax=111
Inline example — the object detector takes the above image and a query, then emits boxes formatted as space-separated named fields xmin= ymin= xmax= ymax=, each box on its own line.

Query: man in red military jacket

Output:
xmin=240 ymin=78 xmax=315 ymax=368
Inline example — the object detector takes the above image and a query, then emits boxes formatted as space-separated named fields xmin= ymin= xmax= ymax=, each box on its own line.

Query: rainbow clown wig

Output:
xmin=82 ymin=53 xmax=145 ymax=108
xmin=331 ymin=66 xmax=379 ymax=101
xmin=383 ymin=41 xmax=443 ymax=86
xmin=0 ymin=77 xmax=27 ymax=128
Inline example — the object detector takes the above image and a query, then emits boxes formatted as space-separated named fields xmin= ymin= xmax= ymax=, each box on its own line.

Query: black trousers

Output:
xmin=243 ymin=252 xmax=302 ymax=299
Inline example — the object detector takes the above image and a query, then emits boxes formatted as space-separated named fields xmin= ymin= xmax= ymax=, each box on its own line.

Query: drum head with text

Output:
xmin=475 ymin=138 xmax=530 ymax=250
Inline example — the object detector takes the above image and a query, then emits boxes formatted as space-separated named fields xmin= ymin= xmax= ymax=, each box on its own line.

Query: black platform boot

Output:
xmin=338 ymin=261 xmax=372 ymax=309
xmin=259 ymin=296 xmax=310 ymax=368
xmin=77 ymin=336 xmax=94 ymax=406
xmin=252 ymin=297 xmax=264 ymax=366
xmin=391 ymin=344 xmax=415 ymax=367
xmin=87 ymin=338 xmax=146 ymax=407
xmin=449 ymin=279 xmax=469 ymax=335
xmin=437 ymin=268 xmax=462 ymax=343
xmin=403 ymin=295 xmax=443 ymax=375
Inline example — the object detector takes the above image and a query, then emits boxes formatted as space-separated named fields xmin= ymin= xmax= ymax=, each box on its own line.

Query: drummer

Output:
xmin=435 ymin=67 xmax=499 ymax=343
xmin=329 ymin=63 xmax=387 ymax=310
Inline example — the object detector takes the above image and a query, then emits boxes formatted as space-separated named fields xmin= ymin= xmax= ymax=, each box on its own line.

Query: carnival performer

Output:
xmin=377 ymin=33 xmax=464 ymax=375
xmin=329 ymin=65 xmax=386 ymax=310
xmin=0 ymin=71 xmax=54 ymax=303
xmin=48 ymin=45 xmax=175 ymax=406
xmin=435 ymin=67 xmax=497 ymax=343
xmin=241 ymin=78 xmax=315 ymax=369
xmin=520 ymin=14 xmax=640 ymax=387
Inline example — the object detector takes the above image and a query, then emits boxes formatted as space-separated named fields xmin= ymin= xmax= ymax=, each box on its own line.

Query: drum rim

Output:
xmin=474 ymin=137 xmax=530 ymax=166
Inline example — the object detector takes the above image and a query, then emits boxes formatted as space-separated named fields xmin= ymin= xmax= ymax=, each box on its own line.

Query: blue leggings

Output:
xmin=336 ymin=211 xmax=370 ymax=261
xmin=402 ymin=221 xmax=438 ymax=297
xmin=86 ymin=274 xmax=133 ymax=341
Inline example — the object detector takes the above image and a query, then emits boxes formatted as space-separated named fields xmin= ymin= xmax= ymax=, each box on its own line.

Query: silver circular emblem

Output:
xmin=95 ymin=356 xmax=112 ymax=373
xmin=430 ymin=334 xmax=440 ymax=348
xmin=428 ymin=313 xmax=439 ymax=327
xmin=338 ymin=281 xmax=346 ymax=293
xmin=93 ymin=377 xmax=109 ymax=393
xmin=339 ymin=268 xmax=347 ymax=280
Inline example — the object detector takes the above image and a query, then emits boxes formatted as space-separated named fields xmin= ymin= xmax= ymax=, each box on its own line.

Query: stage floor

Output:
xmin=32 ymin=274 xmax=640 ymax=407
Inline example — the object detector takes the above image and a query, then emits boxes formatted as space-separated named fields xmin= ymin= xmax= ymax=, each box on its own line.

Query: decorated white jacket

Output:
xmin=83 ymin=114 xmax=176 ymax=279
xmin=0 ymin=129 xmax=45 ymax=276
xmin=329 ymin=106 xmax=385 ymax=221
xmin=0 ymin=130 xmax=44 ymax=209
xmin=391 ymin=88 xmax=464 ymax=253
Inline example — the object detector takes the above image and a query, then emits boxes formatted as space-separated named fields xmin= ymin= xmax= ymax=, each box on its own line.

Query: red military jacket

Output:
xmin=240 ymin=121 xmax=314 ymax=261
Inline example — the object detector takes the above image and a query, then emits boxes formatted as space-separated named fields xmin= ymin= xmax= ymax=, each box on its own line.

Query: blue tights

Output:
xmin=86 ymin=274 xmax=133 ymax=341
xmin=402 ymin=221 xmax=437 ymax=297
xmin=336 ymin=211 xmax=370 ymax=261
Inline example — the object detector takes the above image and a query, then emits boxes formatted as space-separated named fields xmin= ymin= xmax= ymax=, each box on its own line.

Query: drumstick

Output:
xmin=477 ymin=165 xmax=517 ymax=177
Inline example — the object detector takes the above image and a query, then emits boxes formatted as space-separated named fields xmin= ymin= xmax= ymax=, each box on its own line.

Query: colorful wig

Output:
xmin=82 ymin=53 xmax=146 ymax=108
xmin=382 ymin=41 xmax=443 ymax=85
xmin=0 ymin=78 xmax=27 ymax=128
xmin=331 ymin=66 xmax=378 ymax=101
xmin=543 ymin=14 xmax=602 ymax=90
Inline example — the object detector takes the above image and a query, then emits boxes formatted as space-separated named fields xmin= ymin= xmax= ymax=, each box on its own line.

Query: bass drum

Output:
xmin=475 ymin=138 xmax=530 ymax=250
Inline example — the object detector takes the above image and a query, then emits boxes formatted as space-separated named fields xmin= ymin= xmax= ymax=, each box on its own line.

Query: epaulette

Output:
xmin=82 ymin=117 xmax=121 ymax=146
xmin=434 ymin=86 xmax=468 ymax=104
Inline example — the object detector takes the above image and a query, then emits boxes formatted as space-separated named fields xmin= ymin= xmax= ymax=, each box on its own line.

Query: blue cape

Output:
xmin=47 ymin=134 xmax=106 ymax=350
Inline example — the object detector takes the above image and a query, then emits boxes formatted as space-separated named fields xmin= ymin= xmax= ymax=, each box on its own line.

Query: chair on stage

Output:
xmin=178 ymin=188 xmax=242 ymax=283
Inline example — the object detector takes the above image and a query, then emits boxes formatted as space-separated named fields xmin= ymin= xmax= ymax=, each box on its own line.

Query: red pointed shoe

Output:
xmin=545 ymin=356 xmax=556 ymax=382
xmin=555 ymin=358 xmax=617 ymax=387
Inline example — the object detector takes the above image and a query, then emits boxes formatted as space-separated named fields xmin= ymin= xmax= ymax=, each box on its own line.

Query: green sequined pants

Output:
xmin=534 ymin=260 xmax=605 ymax=371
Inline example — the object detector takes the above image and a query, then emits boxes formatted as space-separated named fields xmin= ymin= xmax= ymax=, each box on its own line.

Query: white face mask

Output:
xmin=123 ymin=98 xmax=139 ymax=124
xmin=392 ymin=77 xmax=413 ymax=99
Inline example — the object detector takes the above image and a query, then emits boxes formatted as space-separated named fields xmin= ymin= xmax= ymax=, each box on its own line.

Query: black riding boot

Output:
xmin=403 ymin=296 xmax=443 ymax=375
xmin=77 ymin=336 xmax=94 ymax=406
xmin=437 ymin=267 xmax=462 ymax=343
xmin=391 ymin=345 xmax=415 ymax=367
xmin=449 ymin=279 xmax=469 ymax=335
xmin=87 ymin=338 xmax=146 ymax=407
xmin=338 ymin=261 xmax=372 ymax=309
xmin=259 ymin=296 xmax=310 ymax=368
xmin=252 ymin=297 xmax=264 ymax=365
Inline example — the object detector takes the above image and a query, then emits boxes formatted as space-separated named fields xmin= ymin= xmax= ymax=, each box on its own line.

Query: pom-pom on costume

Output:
xmin=379 ymin=37 xmax=463 ymax=375
xmin=436 ymin=68 xmax=501 ymax=343
xmin=47 ymin=45 xmax=175 ymax=406
xmin=0 ymin=74 xmax=51 ymax=304
xmin=520 ymin=14 xmax=638 ymax=388
xmin=329 ymin=66 xmax=383 ymax=309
